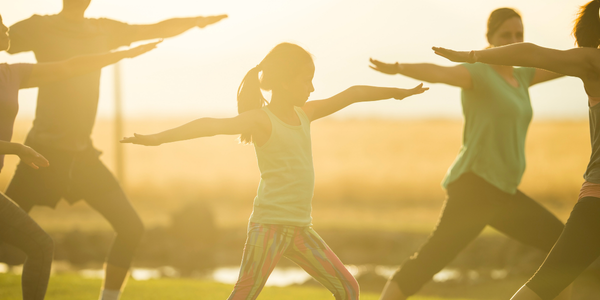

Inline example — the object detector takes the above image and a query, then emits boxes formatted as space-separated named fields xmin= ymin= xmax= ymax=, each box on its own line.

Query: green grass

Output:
xmin=0 ymin=273 xmax=472 ymax=300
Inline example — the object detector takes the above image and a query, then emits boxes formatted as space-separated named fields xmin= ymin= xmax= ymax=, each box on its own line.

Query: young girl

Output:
xmin=433 ymin=1 xmax=600 ymax=299
xmin=122 ymin=42 xmax=427 ymax=300
xmin=369 ymin=8 xmax=567 ymax=300
xmin=0 ymin=14 xmax=158 ymax=300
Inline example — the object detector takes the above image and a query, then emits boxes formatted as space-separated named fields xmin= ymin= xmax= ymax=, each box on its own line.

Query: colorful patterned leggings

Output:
xmin=228 ymin=223 xmax=359 ymax=300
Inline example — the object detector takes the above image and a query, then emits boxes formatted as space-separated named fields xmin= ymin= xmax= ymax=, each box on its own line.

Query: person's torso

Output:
xmin=443 ymin=63 xmax=535 ymax=194
xmin=584 ymin=97 xmax=600 ymax=183
xmin=10 ymin=15 xmax=126 ymax=150
xmin=0 ymin=63 xmax=33 ymax=172
xmin=250 ymin=106 xmax=315 ymax=226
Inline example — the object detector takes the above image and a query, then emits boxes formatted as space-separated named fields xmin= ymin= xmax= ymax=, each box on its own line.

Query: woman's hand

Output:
xmin=17 ymin=145 xmax=49 ymax=169
xmin=432 ymin=47 xmax=476 ymax=63
xmin=123 ymin=40 xmax=162 ymax=59
xmin=369 ymin=58 xmax=400 ymax=75
xmin=120 ymin=133 xmax=162 ymax=146
xmin=196 ymin=15 xmax=228 ymax=28
xmin=394 ymin=83 xmax=429 ymax=100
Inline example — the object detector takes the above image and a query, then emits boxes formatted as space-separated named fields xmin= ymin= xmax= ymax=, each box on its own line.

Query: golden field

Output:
xmin=0 ymin=118 xmax=590 ymax=233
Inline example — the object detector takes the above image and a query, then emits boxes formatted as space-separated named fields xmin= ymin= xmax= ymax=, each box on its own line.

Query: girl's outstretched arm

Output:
xmin=369 ymin=58 xmax=472 ymax=89
xmin=22 ymin=41 xmax=161 ymax=88
xmin=0 ymin=141 xmax=49 ymax=169
xmin=302 ymin=84 xmax=428 ymax=121
xmin=433 ymin=43 xmax=598 ymax=81
xmin=120 ymin=109 xmax=268 ymax=146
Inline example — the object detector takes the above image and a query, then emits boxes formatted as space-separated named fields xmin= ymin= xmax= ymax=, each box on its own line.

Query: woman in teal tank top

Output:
xmin=122 ymin=42 xmax=428 ymax=300
xmin=370 ymin=8 xmax=569 ymax=300
xmin=434 ymin=1 xmax=600 ymax=299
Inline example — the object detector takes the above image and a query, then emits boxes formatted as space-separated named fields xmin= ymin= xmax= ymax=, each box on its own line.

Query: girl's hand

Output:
xmin=196 ymin=15 xmax=228 ymax=28
xmin=17 ymin=145 xmax=49 ymax=169
xmin=432 ymin=47 xmax=476 ymax=63
xmin=120 ymin=133 xmax=162 ymax=146
xmin=394 ymin=83 xmax=429 ymax=100
xmin=123 ymin=40 xmax=162 ymax=59
xmin=369 ymin=58 xmax=400 ymax=75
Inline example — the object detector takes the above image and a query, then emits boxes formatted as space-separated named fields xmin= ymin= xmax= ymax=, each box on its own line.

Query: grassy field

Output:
xmin=0 ymin=273 xmax=471 ymax=300
xmin=0 ymin=118 xmax=590 ymax=232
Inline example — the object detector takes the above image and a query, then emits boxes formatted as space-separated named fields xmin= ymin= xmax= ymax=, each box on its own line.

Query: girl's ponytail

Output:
xmin=237 ymin=65 xmax=267 ymax=143
xmin=236 ymin=43 xmax=313 ymax=144
xmin=574 ymin=0 xmax=600 ymax=48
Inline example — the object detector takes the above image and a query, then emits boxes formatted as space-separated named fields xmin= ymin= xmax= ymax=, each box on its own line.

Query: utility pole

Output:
xmin=113 ymin=62 xmax=125 ymax=186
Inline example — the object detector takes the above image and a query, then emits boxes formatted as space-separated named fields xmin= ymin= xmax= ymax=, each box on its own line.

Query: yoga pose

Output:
xmin=370 ymin=8 xmax=569 ymax=300
xmin=2 ymin=1 xmax=226 ymax=299
xmin=122 ymin=42 xmax=427 ymax=300
xmin=433 ymin=1 xmax=600 ymax=299
xmin=0 ymin=14 xmax=157 ymax=300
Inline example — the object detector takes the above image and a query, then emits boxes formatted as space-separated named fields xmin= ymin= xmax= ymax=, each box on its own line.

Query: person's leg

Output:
xmin=381 ymin=173 xmax=496 ymax=299
xmin=0 ymin=200 xmax=34 ymax=266
xmin=511 ymin=286 xmax=543 ymax=300
xmin=84 ymin=188 xmax=144 ymax=299
xmin=519 ymin=197 xmax=600 ymax=300
xmin=0 ymin=192 xmax=54 ymax=300
xmin=284 ymin=227 xmax=359 ymax=300
xmin=228 ymin=223 xmax=291 ymax=300
xmin=66 ymin=148 xmax=142 ymax=300
xmin=488 ymin=190 xmax=564 ymax=252
xmin=1 ymin=141 xmax=66 ymax=266
xmin=488 ymin=190 xmax=572 ymax=300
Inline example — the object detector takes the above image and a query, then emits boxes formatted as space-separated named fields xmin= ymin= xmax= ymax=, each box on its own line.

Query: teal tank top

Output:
xmin=442 ymin=63 xmax=537 ymax=194
xmin=249 ymin=106 xmax=315 ymax=226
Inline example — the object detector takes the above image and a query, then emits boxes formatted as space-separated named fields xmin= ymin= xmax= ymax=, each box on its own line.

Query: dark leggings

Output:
xmin=12 ymin=188 xmax=143 ymax=269
xmin=391 ymin=173 xmax=565 ymax=297
xmin=527 ymin=196 xmax=600 ymax=300
xmin=0 ymin=192 xmax=53 ymax=300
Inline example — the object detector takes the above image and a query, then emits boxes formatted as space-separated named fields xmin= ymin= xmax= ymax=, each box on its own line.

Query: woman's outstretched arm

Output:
xmin=369 ymin=58 xmax=472 ymax=89
xmin=433 ymin=43 xmax=599 ymax=80
xmin=120 ymin=109 xmax=268 ymax=146
xmin=530 ymin=69 xmax=564 ymax=86
xmin=21 ymin=41 xmax=161 ymax=88
xmin=132 ymin=15 xmax=228 ymax=41
xmin=302 ymin=84 xmax=428 ymax=121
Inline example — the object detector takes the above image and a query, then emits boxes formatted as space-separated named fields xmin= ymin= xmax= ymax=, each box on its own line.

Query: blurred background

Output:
xmin=0 ymin=0 xmax=597 ymax=299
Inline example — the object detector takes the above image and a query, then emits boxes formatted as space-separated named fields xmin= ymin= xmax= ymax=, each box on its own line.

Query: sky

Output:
xmin=0 ymin=0 xmax=591 ymax=120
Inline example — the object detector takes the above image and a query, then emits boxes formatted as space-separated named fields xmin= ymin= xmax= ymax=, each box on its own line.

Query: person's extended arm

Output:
xmin=120 ymin=109 xmax=264 ymax=146
xmin=133 ymin=15 xmax=228 ymax=41
xmin=369 ymin=58 xmax=471 ymax=89
xmin=22 ymin=41 xmax=160 ymax=88
xmin=433 ymin=43 xmax=599 ymax=80
xmin=530 ymin=69 xmax=564 ymax=86
xmin=302 ymin=84 xmax=428 ymax=121
xmin=0 ymin=141 xmax=49 ymax=169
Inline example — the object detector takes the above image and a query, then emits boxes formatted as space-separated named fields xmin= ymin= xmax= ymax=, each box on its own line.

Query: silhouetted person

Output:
xmin=434 ymin=1 xmax=600 ymax=299
xmin=121 ymin=42 xmax=428 ymax=300
xmin=2 ymin=1 xmax=226 ymax=299
xmin=370 ymin=8 xmax=569 ymax=300
xmin=0 ymin=14 xmax=157 ymax=300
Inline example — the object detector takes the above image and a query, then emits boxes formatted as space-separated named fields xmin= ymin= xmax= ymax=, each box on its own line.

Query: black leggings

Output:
xmin=391 ymin=173 xmax=565 ymax=296
xmin=527 ymin=196 xmax=600 ymax=300
xmin=4 ymin=188 xmax=143 ymax=269
xmin=23 ymin=188 xmax=143 ymax=268
xmin=0 ymin=192 xmax=53 ymax=300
